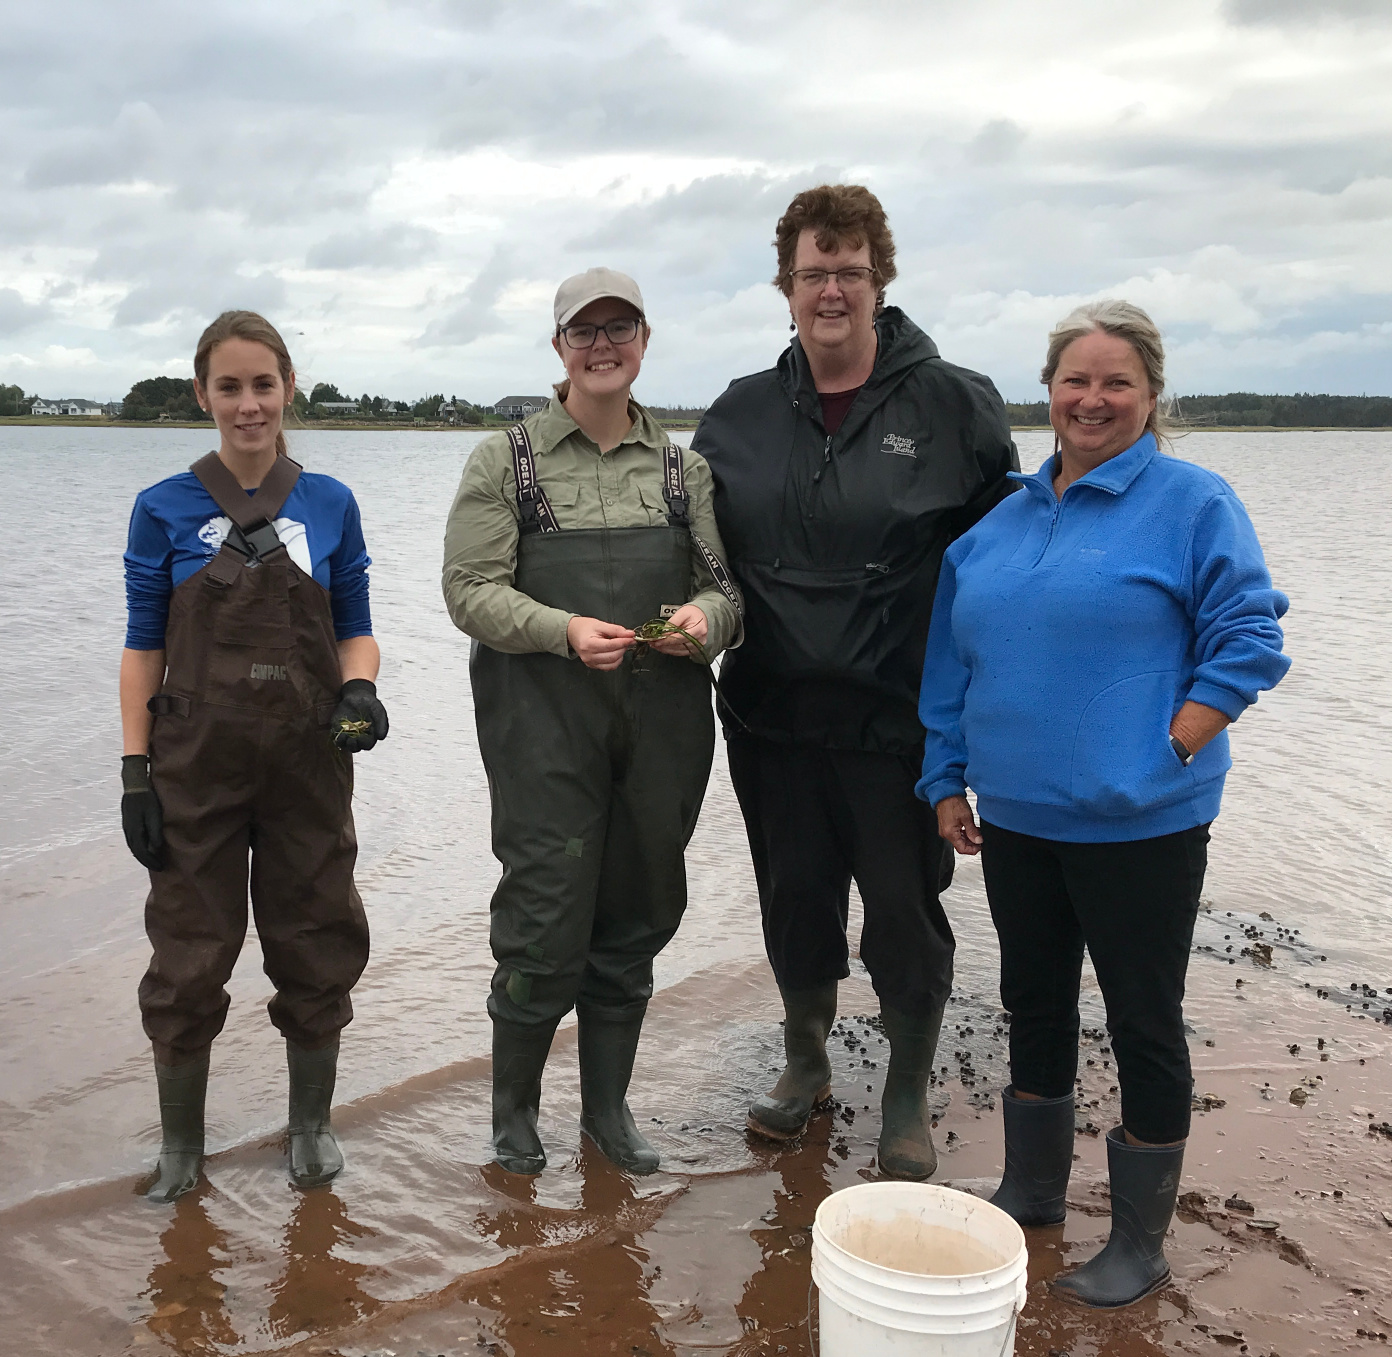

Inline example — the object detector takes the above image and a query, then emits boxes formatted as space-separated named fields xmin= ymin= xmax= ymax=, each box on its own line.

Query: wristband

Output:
xmin=121 ymin=753 xmax=152 ymax=793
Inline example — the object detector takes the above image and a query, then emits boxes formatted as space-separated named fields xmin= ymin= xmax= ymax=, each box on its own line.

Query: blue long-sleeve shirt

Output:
xmin=916 ymin=433 xmax=1290 ymax=842
xmin=124 ymin=468 xmax=373 ymax=650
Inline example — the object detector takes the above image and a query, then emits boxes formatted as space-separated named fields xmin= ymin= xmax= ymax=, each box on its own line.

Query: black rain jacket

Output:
xmin=693 ymin=306 xmax=1019 ymax=756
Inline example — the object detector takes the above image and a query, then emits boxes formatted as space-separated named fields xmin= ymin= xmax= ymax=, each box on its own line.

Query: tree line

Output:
xmin=1004 ymin=392 xmax=1392 ymax=428
xmin=4 ymin=380 xmax=1392 ymax=427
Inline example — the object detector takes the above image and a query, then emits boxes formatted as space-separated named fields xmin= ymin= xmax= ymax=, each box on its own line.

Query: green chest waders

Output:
xmin=473 ymin=428 xmax=737 ymax=1173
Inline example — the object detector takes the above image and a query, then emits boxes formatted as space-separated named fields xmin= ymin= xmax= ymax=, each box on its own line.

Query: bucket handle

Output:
xmin=805 ymin=1281 xmax=1021 ymax=1357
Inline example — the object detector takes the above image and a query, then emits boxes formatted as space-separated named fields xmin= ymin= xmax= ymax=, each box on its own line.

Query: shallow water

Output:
xmin=2 ymin=426 xmax=1391 ymax=1355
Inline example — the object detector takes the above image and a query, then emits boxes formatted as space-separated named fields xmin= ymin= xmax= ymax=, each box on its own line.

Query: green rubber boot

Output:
xmin=1051 ymin=1127 xmax=1184 ymax=1308
xmin=747 ymin=983 xmax=838 ymax=1141
xmin=287 ymin=1037 xmax=344 ymax=1189
xmin=577 ymin=1005 xmax=660 ymax=1175
xmin=877 ymin=1004 xmax=945 ymax=1181
xmin=146 ymin=1052 xmax=209 ymax=1203
xmin=491 ymin=1016 xmax=559 ymax=1175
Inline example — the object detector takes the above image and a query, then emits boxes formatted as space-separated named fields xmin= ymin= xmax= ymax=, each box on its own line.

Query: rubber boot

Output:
xmin=1051 ymin=1126 xmax=1184 ymax=1308
xmin=146 ymin=1052 xmax=209 ymax=1203
xmin=287 ymin=1036 xmax=344 ymax=1189
xmin=989 ymin=1086 xmax=1076 ymax=1226
xmin=877 ymin=1004 xmax=945 ymax=1181
xmin=491 ymin=1016 xmax=558 ymax=1175
xmin=747 ymin=983 xmax=838 ymax=1141
xmin=577 ymin=1005 xmax=660 ymax=1175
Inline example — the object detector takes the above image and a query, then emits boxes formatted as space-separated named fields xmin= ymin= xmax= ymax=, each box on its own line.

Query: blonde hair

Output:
xmin=194 ymin=310 xmax=295 ymax=458
xmin=1041 ymin=299 xmax=1167 ymax=441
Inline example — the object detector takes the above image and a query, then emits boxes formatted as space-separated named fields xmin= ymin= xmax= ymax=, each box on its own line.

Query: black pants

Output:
xmin=980 ymin=820 xmax=1209 ymax=1144
xmin=727 ymin=736 xmax=955 ymax=1017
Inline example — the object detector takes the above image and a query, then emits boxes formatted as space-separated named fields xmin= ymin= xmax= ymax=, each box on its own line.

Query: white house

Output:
xmin=32 ymin=398 xmax=106 ymax=417
xmin=316 ymin=401 xmax=362 ymax=415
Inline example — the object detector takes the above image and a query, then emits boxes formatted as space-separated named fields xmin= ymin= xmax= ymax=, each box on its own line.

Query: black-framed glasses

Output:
xmin=558 ymin=317 xmax=643 ymax=349
xmin=788 ymin=266 xmax=875 ymax=290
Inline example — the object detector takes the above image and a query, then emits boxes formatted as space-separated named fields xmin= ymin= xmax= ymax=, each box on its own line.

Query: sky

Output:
xmin=1 ymin=0 xmax=1389 ymax=406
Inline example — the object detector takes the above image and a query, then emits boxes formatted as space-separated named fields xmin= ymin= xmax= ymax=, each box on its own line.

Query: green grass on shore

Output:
xmin=1 ymin=416 xmax=1386 ymax=434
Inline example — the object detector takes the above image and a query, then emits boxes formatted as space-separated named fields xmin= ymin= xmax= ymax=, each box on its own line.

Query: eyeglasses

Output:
xmin=558 ymin=317 xmax=643 ymax=349
xmin=788 ymin=267 xmax=875 ymax=291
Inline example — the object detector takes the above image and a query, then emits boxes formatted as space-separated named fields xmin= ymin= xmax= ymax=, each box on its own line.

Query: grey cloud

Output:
xmin=25 ymin=102 xmax=164 ymax=189
xmin=113 ymin=271 xmax=287 ymax=329
xmin=0 ymin=289 xmax=50 ymax=335
xmin=305 ymin=225 xmax=440 ymax=271
xmin=415 ymin=250 xmax=515 ymax=349
xmin=968 ymin=120 xmax=1027 ymax=166
xmin=1223 ymin=0 xmax=1392 ymax=24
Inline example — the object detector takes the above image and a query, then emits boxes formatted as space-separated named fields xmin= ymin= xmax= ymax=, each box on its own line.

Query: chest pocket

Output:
xmin=639 ymin=482 xmax=674 ymax=528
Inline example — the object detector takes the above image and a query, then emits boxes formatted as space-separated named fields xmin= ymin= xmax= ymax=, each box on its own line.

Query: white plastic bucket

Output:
xmin=812 ymin=1182 xmax=1028 ymax=1356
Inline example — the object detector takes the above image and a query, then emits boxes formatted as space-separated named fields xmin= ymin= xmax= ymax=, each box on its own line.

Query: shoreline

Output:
xmin=2 ymin=928 xmax=1388 ymax=1356
xmin=3 ymin=417 xmax=1389 ymax=434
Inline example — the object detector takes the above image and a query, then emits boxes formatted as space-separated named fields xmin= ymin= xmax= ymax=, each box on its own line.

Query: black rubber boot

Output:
xmin=877 ymin=1004 xmax=945 ymax=1181
xmin=491 ymin=1016 xmax=558 ymax=1175
xmin=989 ymin=1086 xmax=1076 ymax=1226
xmin=287 ymin=1036 xmax=344 ymax=1189
xmin=1051 ymin=1126 xmax=1184 ymax=1308
xmin=577 ymin=1005 xmax=660 ymax=1175
xmin=146 ymin=1053 xmax=209 ymax=1203
xmin=747 ymin=983 xmax=838 ymax=1141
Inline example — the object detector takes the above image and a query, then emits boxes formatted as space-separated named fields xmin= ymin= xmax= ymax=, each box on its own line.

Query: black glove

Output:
xmin=121 ymin=754 xmax=165 ymax=871
xmin=331 ymin=678 xmax=390 ymax=752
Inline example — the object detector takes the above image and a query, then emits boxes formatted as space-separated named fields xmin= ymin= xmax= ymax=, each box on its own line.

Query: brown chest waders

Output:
xmin=138 ymin=453 xmax=369 ymax=1065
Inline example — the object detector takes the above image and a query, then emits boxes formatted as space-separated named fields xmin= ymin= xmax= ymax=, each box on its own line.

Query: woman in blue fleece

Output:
xmin=919 ymin=300 xmax=1289 ymax=1309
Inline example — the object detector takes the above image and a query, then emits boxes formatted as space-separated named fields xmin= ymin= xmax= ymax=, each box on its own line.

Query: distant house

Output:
xmin=32 ymin=397 xmax=106 ymax=417
xmin=316 ymin=401 xmax=362 ymax=415
xmin=494 ymin=395 xmax=552 ymax=420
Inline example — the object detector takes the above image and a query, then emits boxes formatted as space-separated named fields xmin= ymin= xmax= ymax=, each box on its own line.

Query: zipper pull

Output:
xmin=865 ymin=562 xmax=890 ymax=575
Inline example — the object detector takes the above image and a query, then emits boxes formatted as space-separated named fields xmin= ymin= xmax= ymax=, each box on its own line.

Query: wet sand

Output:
xmin=3 ymin=428 xmax=1391 ymax=1355
xmin=3 ymin=896 xmax=1389 ymax=1357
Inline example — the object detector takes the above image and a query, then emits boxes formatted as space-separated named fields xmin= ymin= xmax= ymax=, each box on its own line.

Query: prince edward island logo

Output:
xmin=881 ymin=433 xmax=917 ymax=458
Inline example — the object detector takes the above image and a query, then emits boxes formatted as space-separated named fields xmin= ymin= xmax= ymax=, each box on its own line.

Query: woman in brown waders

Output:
xmin=120 ymin=310 xmax=388 ymax=1202
xmin=443 ymin=268 xmax=742 ymax=1175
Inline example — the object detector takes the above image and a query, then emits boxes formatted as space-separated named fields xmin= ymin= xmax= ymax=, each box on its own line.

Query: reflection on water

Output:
xmin=265 ymin=1190 xmax=382 ymax=1343
xmin=144 ymin=1187 xmax=238 ymax=1354
xmin=1 ymin=427 xmax=1391 ymax=1355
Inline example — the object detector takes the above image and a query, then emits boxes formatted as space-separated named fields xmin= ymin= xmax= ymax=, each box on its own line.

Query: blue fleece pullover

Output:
xmin=916 ymin=433 xmax=1290 ymax=842
xmin=124 ymin=469 xmax=372 ymax=650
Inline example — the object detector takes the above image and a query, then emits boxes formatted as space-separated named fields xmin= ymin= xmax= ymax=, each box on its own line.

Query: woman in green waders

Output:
xmin=442 ymin=268 xmax=742 ymax=1175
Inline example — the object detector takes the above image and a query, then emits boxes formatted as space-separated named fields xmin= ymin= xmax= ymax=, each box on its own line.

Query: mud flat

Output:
xmin=2 ymin=911 xmax=1389 ymax=1357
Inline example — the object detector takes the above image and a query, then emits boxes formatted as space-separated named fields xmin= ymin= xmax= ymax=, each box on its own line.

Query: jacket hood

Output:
xmin=777 ymin=306 xmax=941 ymax=401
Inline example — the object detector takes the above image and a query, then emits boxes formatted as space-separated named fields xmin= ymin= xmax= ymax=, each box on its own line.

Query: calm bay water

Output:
xmin=0 ymin=425 xmax=1389 ymax=1355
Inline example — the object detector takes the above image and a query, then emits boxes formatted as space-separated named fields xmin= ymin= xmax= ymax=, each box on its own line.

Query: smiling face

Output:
xmin=551 ymin=297 xmax=647 ymax=402
xmin=787 ymin=229 xmax=877 ymax=362
xmin=194 ymin=337 xmax=294 ymax=459
xmin=1049 ymin=329 xmax=1157 ymax=469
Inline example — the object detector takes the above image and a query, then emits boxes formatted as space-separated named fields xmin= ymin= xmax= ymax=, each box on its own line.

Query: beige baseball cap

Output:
xmin=553 ymin=267 xmax=645 ymax=329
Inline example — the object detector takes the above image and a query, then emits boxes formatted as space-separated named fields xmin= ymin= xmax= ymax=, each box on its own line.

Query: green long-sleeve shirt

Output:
xmin=442 ymin=397 xmax=741 ymax=658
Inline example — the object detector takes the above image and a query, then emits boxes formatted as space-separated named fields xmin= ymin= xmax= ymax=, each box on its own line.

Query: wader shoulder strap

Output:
xmin=507 ymin=424 xmax=561 ymax=535
xmin=191 ymin=452 xmax=301 ymax=561
xmin=664 ymin=444 xmax=742 ymax=616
